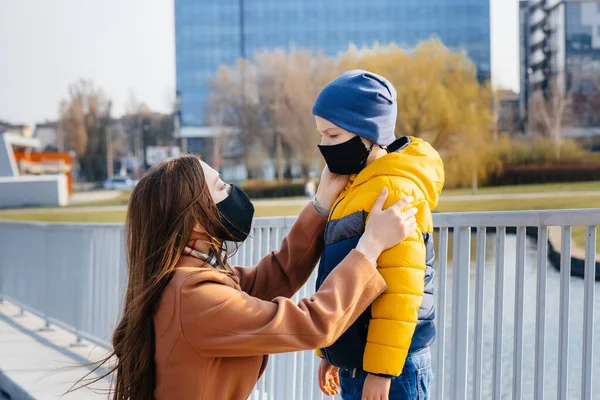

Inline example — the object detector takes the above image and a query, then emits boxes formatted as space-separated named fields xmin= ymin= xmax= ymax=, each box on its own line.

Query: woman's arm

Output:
xmin=232 ymin=203 xmax=326 ymax=301
xmin=181 ymin=249 xmax=387 ymax=358
xmin=180 ymin=189 xmax=417 ymax=359
xmin=232 ymin=166 xmax=349 ymax=301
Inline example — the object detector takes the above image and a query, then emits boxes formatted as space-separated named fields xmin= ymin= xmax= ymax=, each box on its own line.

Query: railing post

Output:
xmin=451 ymin=226 xmax=470 ymax=400
xmin=39 ymin=224 xmax=53 ymax=332
xmin=512 ymin=227 xmax=527 ymax=400
xmin=473 ymin=227 xmax=486 ymax=400
xmin=434 ymin=227 xmax=449 ymax=400
xmin=557 ymin=226 xmax=571 ymax=400
xmin=581 ymin=226 xmax=596 ymax=400
xmin=493 ymin=227 xmax=506 ymax=400
xmin=534 ymin=226 xmax=548 ymax=400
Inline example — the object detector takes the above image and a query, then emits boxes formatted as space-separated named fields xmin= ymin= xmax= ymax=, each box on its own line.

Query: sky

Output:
xmin=0 ymin=0 xmax=519 ymax=126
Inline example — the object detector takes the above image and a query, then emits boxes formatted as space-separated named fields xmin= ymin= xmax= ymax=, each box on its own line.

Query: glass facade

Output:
xmin=175 ymin=0 xmax=491 ymax=127
xmin=565 ymin=2 xmax=600 ymax=86
xmin=519 ymin=1 xmax=530 ymax=117
xmin=565 ymin=1 xmax=600 ymax=128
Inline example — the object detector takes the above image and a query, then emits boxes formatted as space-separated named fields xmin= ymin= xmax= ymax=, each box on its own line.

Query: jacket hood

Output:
xmin=352 ymin=136 xmax=445 ymax=209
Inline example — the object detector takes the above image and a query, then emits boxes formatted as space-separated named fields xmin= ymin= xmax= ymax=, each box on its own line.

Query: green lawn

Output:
xmin=0 ymin=211 xmax=127 ymax=223
xmin=436 ymin=194 xmax=600 ymax=213
xmin=442 ymin=180 xmax=600 ymax=196
xmin=3 ymin=194 xmax=598 ymax=222
xmin=572 ymin=226 xmax=600 ymax=255
xmin=65 ymin=180 xmax=600 ymax=208
xmin=1 ymin=189 xmax=599 ymax=250
xmin=0 ymin=205 xmax=302 ymax=223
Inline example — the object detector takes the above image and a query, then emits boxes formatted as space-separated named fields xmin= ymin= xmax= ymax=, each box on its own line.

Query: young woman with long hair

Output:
xmin=75 ymin=155 xmax=418 ymax=399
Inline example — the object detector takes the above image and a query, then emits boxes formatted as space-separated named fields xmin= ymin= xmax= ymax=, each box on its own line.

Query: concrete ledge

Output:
xmin=0 ymin=176 xmax=68 ymax=208
xmin=0 ymin=302 xmax=111 ymax=399
xmin=0 ymin=368 xmax=34 ymax=400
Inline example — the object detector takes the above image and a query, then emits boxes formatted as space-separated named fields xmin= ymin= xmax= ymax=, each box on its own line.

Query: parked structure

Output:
xmin=0 ymin=132 xmax=68 ymax=208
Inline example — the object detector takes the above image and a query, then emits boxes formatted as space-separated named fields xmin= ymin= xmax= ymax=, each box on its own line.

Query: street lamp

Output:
xmin=142 ymin=122 xmax=150 ymax=170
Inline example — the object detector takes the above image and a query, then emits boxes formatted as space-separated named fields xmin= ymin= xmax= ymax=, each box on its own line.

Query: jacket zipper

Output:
xmin=324 ymin=196 xmax=344 ymax=239
xmin=320 ymin=196 xmax=345 ymax=365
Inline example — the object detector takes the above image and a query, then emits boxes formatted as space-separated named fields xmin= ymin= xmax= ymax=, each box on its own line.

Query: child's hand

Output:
xmin=318 ymin=358 xmax=340 ymax=396
xmin=363 ymin=373 xmax=392 ymax=400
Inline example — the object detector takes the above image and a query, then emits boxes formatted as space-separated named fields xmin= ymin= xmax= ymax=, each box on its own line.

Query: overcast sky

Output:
xmin=0 ymin=0 xmax=519 ymax=126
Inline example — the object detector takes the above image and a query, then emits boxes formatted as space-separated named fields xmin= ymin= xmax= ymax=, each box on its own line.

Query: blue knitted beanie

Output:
xmin=312 ymin=70 xmax=397 ymax=146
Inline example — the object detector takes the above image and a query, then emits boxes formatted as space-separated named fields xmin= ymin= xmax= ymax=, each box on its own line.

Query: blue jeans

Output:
xmin=339 ymin=348 xmax=433 ymax=400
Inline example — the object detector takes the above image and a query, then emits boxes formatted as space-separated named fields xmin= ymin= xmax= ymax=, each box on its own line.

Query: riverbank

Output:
xmin=547 ymin=226 xmax=600 ymax=281
xmin=548 ymin=226 xmax=600 ymax=262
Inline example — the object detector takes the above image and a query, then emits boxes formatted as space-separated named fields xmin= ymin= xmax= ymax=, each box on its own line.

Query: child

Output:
xmin=312 ymin=70 xmax=445 ymax=400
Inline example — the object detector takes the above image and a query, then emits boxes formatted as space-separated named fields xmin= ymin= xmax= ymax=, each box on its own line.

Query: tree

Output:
xmin=570 ymin=76 xmax=600 ymax=128
xmin=529 ymin=80 xmax=572 ymax=162
xmin=495 ymin=90 xmax=522 ymax=136
xmin=256 ymin=49 xmax=337 ymax=177
xmin=339 ymin=40 xmax=497 ymax=188
xmin=121 ymin=92 xmax=176 ymax=172
xmin=208 ymin=51 xmax=336 ymax=180
xmin=208 ymin=59 xmax=274 ymax=178
xmin=208 ymin=40 xmax=497 ymax=187
xmin=59 ymin=80 xmax=113 ymax=181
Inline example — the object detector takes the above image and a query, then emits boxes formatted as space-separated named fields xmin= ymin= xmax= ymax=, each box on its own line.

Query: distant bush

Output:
xmin=489 ymin=163 xmax=600 ymax=185
xmin=496 ymin=137 xmax=591 ymax=167
xmin=241 ymin=180 xmax=309 ymax=199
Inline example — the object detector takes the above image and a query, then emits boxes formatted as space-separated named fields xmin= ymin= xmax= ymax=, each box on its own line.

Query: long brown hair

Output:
xmin=71 ymin=155 xmax=230 ymax=399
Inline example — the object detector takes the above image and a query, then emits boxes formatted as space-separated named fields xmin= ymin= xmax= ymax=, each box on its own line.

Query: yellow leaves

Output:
xmin=339 ymin=40 xmax=492 ymax=160
xmin=338 ymin=39 xmax=496 ymax=188
xmin=209 ymin=39 xmax=499 ymax=187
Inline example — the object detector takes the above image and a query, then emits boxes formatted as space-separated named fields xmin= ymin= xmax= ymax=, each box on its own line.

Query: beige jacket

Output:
xmin=153 ymin=204 xmax=387 ymax=399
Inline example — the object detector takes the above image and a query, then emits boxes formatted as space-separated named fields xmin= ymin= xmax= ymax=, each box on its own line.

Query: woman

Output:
xmin=78 ymin=155 xmax=418 ymax=399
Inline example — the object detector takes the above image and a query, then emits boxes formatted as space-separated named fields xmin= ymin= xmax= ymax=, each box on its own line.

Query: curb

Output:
xmin=0 ymin=369 xmax=35 ymax=400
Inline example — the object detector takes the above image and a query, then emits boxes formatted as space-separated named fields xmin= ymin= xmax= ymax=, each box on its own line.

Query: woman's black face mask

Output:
xmin=318 ymin=136 xmax=373 ymax=175
xmin=216 ymin=184 xmax=255 ymax=242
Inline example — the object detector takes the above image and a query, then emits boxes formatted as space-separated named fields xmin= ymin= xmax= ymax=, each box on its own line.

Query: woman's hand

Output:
xmin=356 ymin=187 xmax=418 ymax=262
xmin=318 ymin=358 xmax=341 ymax=396
xmin=314 ymin=165 xmax=350 ymax=210
xmin=362 ymin=374 xmax=392 ymax=400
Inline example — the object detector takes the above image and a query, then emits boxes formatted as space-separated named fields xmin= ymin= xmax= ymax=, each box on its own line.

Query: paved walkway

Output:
xmin=0 ymin=301 xmax=110 ymax=399
xmin=69 ymin=190 xmax=120 ymax=205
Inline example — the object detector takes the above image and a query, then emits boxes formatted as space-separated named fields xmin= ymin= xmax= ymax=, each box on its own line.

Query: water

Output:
xmin=434 ymin=233 xmax=600 ymax=400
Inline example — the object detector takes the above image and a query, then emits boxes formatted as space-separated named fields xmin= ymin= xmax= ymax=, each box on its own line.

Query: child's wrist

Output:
xmin=369 ymin=372 xmax=394 ymax=379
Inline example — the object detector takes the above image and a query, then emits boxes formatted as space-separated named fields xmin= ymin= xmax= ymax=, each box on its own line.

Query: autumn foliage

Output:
xmin=209 ymin=39 xmax=498 ymax=188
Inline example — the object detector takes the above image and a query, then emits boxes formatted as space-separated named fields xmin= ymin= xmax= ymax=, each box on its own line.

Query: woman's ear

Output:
xmin=192 ymin=222 xmax=206 ymax=234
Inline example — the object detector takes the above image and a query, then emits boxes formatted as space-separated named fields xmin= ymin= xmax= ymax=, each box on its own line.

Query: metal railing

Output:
xmin=0 ymin=209 xmax=599 ymax=400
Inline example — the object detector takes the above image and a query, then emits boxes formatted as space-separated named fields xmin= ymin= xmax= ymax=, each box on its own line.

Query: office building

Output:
xmin=174 ymin=0 xmax=492 ymax=163
xmin=524 ymin=0 xmax=600 ymax=136
xmin=519 ymin=1 xmax=530 ymax=122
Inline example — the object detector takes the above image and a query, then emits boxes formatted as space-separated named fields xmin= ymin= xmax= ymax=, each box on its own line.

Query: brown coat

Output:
xmin=153 ymin=205 xmax=387 ymax=399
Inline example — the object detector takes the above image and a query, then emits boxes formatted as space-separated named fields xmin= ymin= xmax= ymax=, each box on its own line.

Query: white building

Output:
xmin=0 ymin=132 xmax=68 ymax=208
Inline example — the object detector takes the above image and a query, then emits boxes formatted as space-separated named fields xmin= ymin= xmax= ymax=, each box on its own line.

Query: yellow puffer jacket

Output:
xmin=315 ymin=136 xmax=444 ymax=376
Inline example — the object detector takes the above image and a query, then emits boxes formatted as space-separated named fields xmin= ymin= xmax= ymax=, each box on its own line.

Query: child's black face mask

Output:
xmin=318 ymin=136 xmax=373 ymax=175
